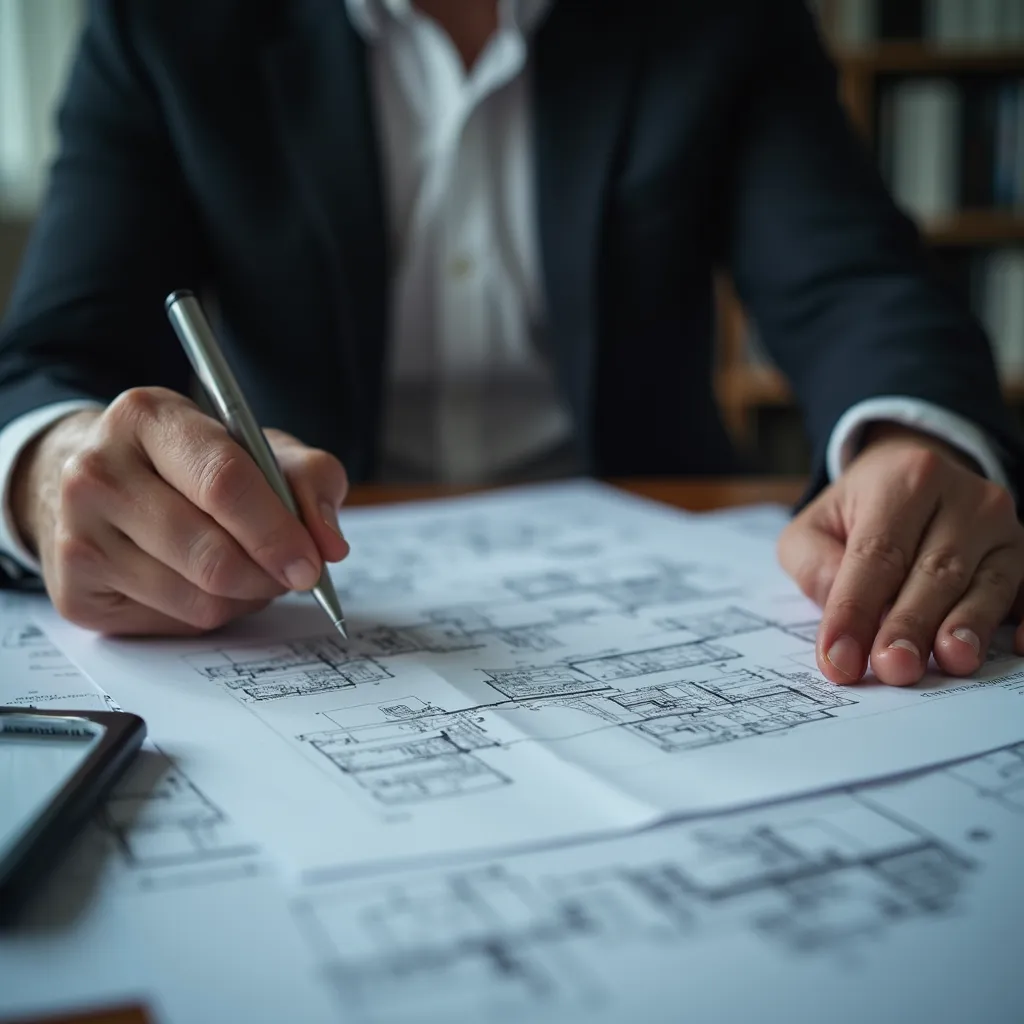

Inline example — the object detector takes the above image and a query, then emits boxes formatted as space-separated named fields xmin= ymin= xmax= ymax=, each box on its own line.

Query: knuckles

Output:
xmin=892 ymin=445 xmax=944 ymax=492
xmin=914 ymin=547 xmax=970 ymax=590
xmin=104 ymin=386 xmax=177 ymax=429
xmin=185 ymin=533 xmax=255 ymax=598
xmin=846 ymin=532 xmax=908 ymax=577
xmin=977 ymin=480 xmax=1017 ymax=524
xmin=52 ymin=529 xmax=105 ymax=574
xmin=192 ymin=449 xmax=253 ymax=514
xmin=59 ymin=447 xmax=119 ymax=506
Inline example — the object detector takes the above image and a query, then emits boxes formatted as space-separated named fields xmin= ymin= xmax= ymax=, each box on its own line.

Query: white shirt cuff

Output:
xmin=826 ymin=396 xmax=1012 ymax=495
xmin=0 ymin=401 xmax=105 ymax=577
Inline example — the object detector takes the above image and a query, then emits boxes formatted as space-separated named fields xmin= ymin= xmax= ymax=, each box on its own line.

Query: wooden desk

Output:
xmin=345 ymin=477 xmax=806 ymax=512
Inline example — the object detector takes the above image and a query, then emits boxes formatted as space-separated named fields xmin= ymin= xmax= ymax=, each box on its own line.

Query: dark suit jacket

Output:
xmin=1 ymin=0 xmax=1021 ymax=512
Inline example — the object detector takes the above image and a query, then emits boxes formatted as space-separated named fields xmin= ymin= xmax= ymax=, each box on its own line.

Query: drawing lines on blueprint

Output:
xmin=653 ymin=606 xmax=772 ymax=641
xmin=569 ymin=640 xmax=741 ymax=682
xmin=92 ymin=748 xmax=262 ymax=890
xmin=352 ymin=604 xmax=600 ymax=658
xmin=654 ymin=603 xmax=827 ymax=652
xmin=299 ymin=698 xmax=512 ymax=806
xmin=339 ymin=558 xmax=737 ymax=657
xmin=291 ymin=780 xmax=979 ymax=1022
xmin=294 ymin=659 xmax=859 ymax=808
xmin=947 ymin=743 xmax=1024 ymax=815
xmin=480 ymin=663 xmax=859 ymax=754
xmin=187 ymin=638 xmax=393 ymax=702
xmin=293 ymin=865 xmax=602 ymax=1020
xmin=501 ymin=559 xmax=727 ymax=614
xmin=178 ymin=599 xmax=864 ymax=817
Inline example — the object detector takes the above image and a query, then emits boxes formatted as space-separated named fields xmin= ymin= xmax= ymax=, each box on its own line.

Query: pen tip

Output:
xmin=334 ymin=619 xmax=349 ymax=641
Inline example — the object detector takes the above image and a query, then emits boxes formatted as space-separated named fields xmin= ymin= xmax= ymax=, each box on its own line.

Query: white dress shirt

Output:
xmin=0 ymin=0 xmax=1011 ymax=576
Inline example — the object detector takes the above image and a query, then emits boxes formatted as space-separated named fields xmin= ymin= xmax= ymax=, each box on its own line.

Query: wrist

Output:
xmin=858 ymin=421 xmax=982 ymax=476
xmin=11 ymin=410 xmax=102 ymax=556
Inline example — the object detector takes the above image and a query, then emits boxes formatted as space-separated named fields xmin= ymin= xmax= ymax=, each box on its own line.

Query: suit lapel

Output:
xmin=532 ymin=3 xmax=641 ymax=464
xmin=259 ymin=0 xmax=389 ymax=475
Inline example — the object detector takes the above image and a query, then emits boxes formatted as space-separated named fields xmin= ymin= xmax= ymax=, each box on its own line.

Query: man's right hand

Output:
xmin=11 ymin=387 xmax=350 ymax=636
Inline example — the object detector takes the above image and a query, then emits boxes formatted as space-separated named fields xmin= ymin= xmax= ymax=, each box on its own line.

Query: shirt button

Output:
xmin=449 ymin=255 xmax=475 ymax=279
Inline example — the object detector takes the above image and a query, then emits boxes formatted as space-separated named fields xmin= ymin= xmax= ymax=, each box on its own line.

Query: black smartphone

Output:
xmin=0 ymin=706 xmax=147 ymax=925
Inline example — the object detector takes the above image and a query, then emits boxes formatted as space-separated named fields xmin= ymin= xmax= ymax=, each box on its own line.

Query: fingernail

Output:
xmin=951 ymin=627 xmax=980 ymax=654
xmin=826 ymin=635 xmax=862 ymax=680
xmin=284 ymin=558 xmax=318 ymax=591
xmin=320 ymin=501 xmax=344 ymax=540
xmin=888 ymin=638 xmax=921 ymax=661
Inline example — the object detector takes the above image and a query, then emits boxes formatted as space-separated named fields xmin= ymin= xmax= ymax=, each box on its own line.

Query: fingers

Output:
xmin=869 ymin=484 xmax=1024 ymax=685
xmin=816 ymin=482 xmax=938 ymax=685
xmin=101 ymin=531 xmax=272 ymax=633
xmin=107 ymin=465 xmax=286 ymax=602
xmin=46 ymin=528 xmax=267 ymax=637
xmin=70 ymin=595 xmax=209 ymax=638
xmin=33 ymin=386 xmax=354 ymax=636
xmin=268 ymin=429 xmax=350 ymax=565
xmin=777 ymin=504 xmax=845 ymax=608
xmin=869 ymin=521 xmax=991 ymax=686
xmin=933 ymin=548 xmax=1022 ymax=675
xmin=112 ymin=389 xmax=323 ymax=592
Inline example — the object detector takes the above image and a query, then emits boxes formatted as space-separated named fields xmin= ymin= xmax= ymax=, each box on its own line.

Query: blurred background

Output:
xmin=0 ymin=0 xmax=81 ymax=304
xmin=1 ymin=0 xmax=1022 ymax=474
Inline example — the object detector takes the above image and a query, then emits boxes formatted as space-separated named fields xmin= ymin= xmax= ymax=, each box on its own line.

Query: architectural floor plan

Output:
xmin=293 ymin=741 xmax=1024 ymax=1023
xmin=8 ymin=486 xmax=1024 ymax=1024
xmin=37 ymin=483 xmax=1024 ymax=880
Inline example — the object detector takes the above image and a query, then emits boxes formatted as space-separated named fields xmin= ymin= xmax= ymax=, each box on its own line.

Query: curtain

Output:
xmin=0 ymin=0 xmax=83 ymax=215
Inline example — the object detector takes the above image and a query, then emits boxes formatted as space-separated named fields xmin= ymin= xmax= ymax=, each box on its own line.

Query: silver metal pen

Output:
xmin=164 ymin=289 xmax=348 ymax=639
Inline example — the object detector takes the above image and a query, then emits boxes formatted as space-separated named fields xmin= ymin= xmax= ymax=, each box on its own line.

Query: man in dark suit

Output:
xmin=2 ymin=0 xmax=1023 ymax=688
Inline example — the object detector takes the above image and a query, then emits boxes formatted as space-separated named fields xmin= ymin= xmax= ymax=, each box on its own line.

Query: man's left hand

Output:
xmin=778 ymin=424 xmax=1024 ymax=686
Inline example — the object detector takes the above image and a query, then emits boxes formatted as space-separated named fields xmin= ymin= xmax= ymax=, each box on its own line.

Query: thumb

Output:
xmin=266 ymin=430 xmax=350 ymax=565
xmin=777 ymin=507 xmax=845 ymax=609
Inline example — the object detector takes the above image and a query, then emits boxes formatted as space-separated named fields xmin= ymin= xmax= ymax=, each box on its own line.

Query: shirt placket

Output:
xmin=434 ymin=39 xmax=522 ymax=482
xmin=437 ymin=112 xmax=492 ymax=482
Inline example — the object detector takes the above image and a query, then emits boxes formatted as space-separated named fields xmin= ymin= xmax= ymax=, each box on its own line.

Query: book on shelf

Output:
xmin=824 ymin=0 xmax=1024 ymax=47
xmin=879 ymin=77 xmax=1024 ymax=220
xmin=978 ymin=248 xmax=1024 ymax=378
xmin=884 ymin=79 xmax=962 ymax=219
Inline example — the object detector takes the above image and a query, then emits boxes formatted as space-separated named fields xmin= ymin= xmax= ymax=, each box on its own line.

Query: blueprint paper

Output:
xmin=695 ymin=501 xmax=793 ymax=541
xmin=0 ymin=739 xmax=337 ymax=1024
xmin=37 ymin=481 xmax=1024 ymax=878
xmin=287 ymin=740 xmax=1024 ymax=1024
xmin=5 ymin=714 xmax=1022 ymax=1024
xmin=5 ymin=721 xmax=1023 ymax=1023
xmin=0 ymin=592 xmax=116 ymax=711
xmin=0 ymin=593 xmax=337 ymax=1023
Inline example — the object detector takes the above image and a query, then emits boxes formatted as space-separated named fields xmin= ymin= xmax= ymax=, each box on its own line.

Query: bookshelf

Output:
xmin=715 ymin=12 xmax=1024 ymax=443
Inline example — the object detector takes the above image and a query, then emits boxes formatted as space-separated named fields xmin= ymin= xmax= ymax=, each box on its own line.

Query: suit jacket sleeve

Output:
xmin=0 ymin=0 xmax=202 ymax=437
xmin=722 ymin=0 xmax=1024 ymax=502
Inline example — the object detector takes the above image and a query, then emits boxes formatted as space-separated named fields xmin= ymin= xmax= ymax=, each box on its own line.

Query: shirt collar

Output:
xmin=346 ymin=0 xmax=553 ymax=40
